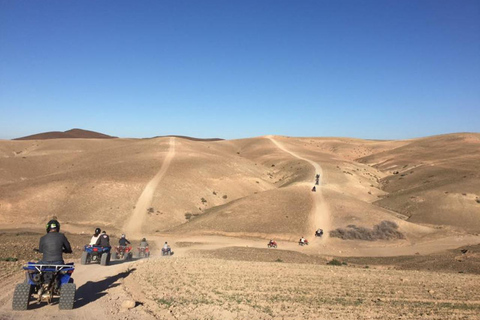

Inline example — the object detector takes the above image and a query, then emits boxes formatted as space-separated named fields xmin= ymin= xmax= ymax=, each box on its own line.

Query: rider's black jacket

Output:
xmin=96 ymin=233 xmax=111 ymax=247
xmin=38 ymin=232 xmax=72 ymax=263
xmin=119 ymin=238 xmax=130 ymax=246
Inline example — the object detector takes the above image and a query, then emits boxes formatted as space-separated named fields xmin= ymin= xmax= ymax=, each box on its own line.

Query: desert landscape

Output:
xmin=0 ymin=131 xmax=479 ymax=319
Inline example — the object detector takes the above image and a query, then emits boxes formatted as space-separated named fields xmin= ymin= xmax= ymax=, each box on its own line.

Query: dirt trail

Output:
xmin=267 ymin=136 xmax=332 ymax=240
xmin=0 ymin=259 xmax=155 ymax=320
xmin=124 ymin=137 xmax=175 ymax=239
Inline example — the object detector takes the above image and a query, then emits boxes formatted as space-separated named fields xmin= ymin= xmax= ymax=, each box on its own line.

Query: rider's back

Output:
xmin=39 ymin=232 xmax=72 ymax=263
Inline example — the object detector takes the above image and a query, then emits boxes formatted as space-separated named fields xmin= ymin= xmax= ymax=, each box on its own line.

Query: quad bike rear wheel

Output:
xmin=100 ymin=252 xmax=110 ymax=266
xmin=59 ymin=283 xmax=76 ymax=310
xmin=80 ymin=251 xmax=89 ymax=265
xmin=12 ymin=283 xmax=32 ymax=310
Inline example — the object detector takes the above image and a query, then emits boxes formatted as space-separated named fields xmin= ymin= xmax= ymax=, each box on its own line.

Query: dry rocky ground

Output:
xmin=127 ymin=253 xmax=480 ymax=320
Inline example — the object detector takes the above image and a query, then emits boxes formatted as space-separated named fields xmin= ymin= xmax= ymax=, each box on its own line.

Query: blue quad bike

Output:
xmin=12 ymin=262 xmax=76 ymax=310
xmin=81 ymin=245 xmax=111 ymax=266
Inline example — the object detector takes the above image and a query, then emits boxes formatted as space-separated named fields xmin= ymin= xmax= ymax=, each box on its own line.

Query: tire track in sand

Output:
xmin=124 ymin=137 xmax=175 ymax=239
xmin=267 ymin=136 xmax=331 ymax=240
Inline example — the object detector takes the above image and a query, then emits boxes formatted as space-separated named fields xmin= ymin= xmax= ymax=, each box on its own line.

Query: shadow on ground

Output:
xmin=75 ymin=268 xmax=136 ymax=308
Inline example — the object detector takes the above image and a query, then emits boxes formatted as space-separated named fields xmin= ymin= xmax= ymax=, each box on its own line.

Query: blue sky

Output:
xmin=1 ymin=0 xmax=479 ymax=140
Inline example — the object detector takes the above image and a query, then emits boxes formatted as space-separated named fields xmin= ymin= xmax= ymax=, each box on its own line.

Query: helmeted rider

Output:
xmin=300 ymin=236 xmax=306 ymax=244
xmin=269 ymin=239 xmax=275 ymax=245
xmin=89 ymin=227 xmax=101 ymax=245
xmin=119 ymin=234 xmax=131 ymax=247
xmin=96 ymin=230 xmax=111 ymax=248
xmin=38 ymin=219 xmax=72 ymax=265
xmin=139 ymin=238 xmax=149 ymax=248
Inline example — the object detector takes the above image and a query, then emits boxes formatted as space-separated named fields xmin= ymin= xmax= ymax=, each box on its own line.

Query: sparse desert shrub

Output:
xmin=201 ymin=198 xmax=207 ymax=204
xmin=1 ymin=257 xmax=18 ymax=262
xmin=330 ymin=220 xmax=405 ymax=241
xmin=185 ymin=213 xmax=192 ymax=220
xmin=476 ymin=199 xmax=480 ymax=204
xmin=275 ymin=258 xmax=283 ymax=263
xmin=147 ymin=207 xmax=154 ymax=213
xmin=222 ymin=195 xmax=228 ymax=199
xmin=327 ymin=259 xmax=342 ymax=266
xmin=213 ymin=191 xmax=217 ymax=195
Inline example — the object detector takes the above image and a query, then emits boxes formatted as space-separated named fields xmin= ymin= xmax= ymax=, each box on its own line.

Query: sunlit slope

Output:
xmin=357 ymin=133 xmax=480 ymax=232
xmin=0 ymin=138 xmax=169 ymax=228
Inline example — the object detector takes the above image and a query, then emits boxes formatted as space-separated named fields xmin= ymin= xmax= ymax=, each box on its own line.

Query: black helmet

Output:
xmin=94 ymin=228 xmax=101 ymax=235
xmin=46 ymin=219 xmax=60 ymax=233
xmin=142 ymin=238 xmax=146 ymax=241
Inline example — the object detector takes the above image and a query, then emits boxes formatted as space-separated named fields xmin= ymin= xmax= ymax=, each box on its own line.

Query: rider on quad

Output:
xmin=89 ymin=227 xmax=101 ymax=245
xmin=315 ymin=229 xmax=324 ymax=237
xmin=119 ymin=234 xmax=131 ymax=247
xmin=140 ymin=238 xmax=149 ymax=248
xmin=299 ymin=236 xmax=306 ymax=245
xmin=162 ymin=242 xmax=171 ymax=254
xmin=96 ymin=231 xmax=111 ymax=248
xmin=38 ymin=219 xmax=72 ymax=264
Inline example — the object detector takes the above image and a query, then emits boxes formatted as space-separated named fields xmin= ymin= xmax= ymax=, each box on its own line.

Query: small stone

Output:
xmin=121 ymin=300 xmax=136 ymax=309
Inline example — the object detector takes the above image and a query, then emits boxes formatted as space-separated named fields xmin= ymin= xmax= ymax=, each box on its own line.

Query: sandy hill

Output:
xmin=0 ymin=133 xmax=479 ymax=250
xmin=356 ymin=133 xmax=480 ymax=232
xmin=14 ymin=128 xmax=117 ymax=140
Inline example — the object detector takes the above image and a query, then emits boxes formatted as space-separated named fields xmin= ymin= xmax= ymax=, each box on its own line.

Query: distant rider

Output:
xmin=139 ymin=238 xmax=149 ymax=248
xmin=119 ymin=234 xmax=131 ymax=247
xmin=163 ymin=241 xmax=171 ymax=253
xmin=89 ymin=227 xmax=101 ymax=245
xmin=38 ymin=219 xmax=72 ymax=265
xmin=96 ymin=230 xmax=111 ymax=248
xmin=311 ymin=186 xmax=316 ymax=192
xmin=299 ymin=236 xmax=306 ymax=244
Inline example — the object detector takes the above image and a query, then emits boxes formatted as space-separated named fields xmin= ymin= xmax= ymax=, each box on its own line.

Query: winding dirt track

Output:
xmin=267 ymin=136 xmax=332 ymax=239
xmin=124 ymin=137 xmax=176 ymax=239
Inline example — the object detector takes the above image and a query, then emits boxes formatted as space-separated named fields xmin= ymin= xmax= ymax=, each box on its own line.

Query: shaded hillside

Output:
xmin=14 ymin=128 xmax=117 ymax=140
xmin=357 ymin=133 xmax=480 ymax=232
xmin=150 ymin=135 xmax=224 ymax=141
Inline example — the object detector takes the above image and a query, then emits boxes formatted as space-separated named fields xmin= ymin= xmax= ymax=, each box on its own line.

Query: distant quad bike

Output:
xmin=112 ymin=246 xmax=133 ymax=261
xmin=298 ymin=239 xmax=309 ymax=246
xmin=137 ymin=246 xmax=150 ymax=258
xmin=12 ymin=262 xmax=75 ymax=310
xmin=267 ymin=241 xmax=277 ymax=248
xmin=81 ymin=245 xmax=111 ymax=266
xmin=315 ymin=229 xmax=324 ymax=237
xmin=161 ymin=247 xmax=173 ymax=256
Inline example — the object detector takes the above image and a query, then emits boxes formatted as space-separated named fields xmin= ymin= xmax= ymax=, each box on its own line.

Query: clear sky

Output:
xmin=1 ymin=0 xmax=479 ymax=140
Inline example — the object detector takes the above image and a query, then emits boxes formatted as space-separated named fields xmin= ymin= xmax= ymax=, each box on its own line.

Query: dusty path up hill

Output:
xmin=124 ymin=137 xmax=175 ymax=239
xmin=267 ymin=136 xmax=332 ymax=239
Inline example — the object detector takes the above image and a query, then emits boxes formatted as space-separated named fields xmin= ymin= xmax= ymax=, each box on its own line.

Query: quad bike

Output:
xmin=298 ymin=239 xmax=309 ymax=246
xmin=81 ymin=245 xmax=111 ymax=266
xmin=137 ymin=246 xmax=150 ymax=258
xmin=12 ymin=262 xmax=75 ymax=310
xmin=112 ymin=246 xmax=133 ymax=261
xmin=162 ymin=247 xmax=173 ymax=256
xmin=267 ymin=241 xmax=277 ymax=248
xmin=315 ymin=229 xmax=324 ymax=237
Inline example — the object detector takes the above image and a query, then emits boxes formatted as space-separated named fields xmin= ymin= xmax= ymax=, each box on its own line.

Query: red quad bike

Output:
xmin=298 ymin=239 xmax=309 ymax=246
xmin=137 ymin=247 xmax=150 ymax=259
xmin=267 ymin=241 xmax=277 ymax=248
xmin=112 ymin=246 xmax=133 ymax=261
